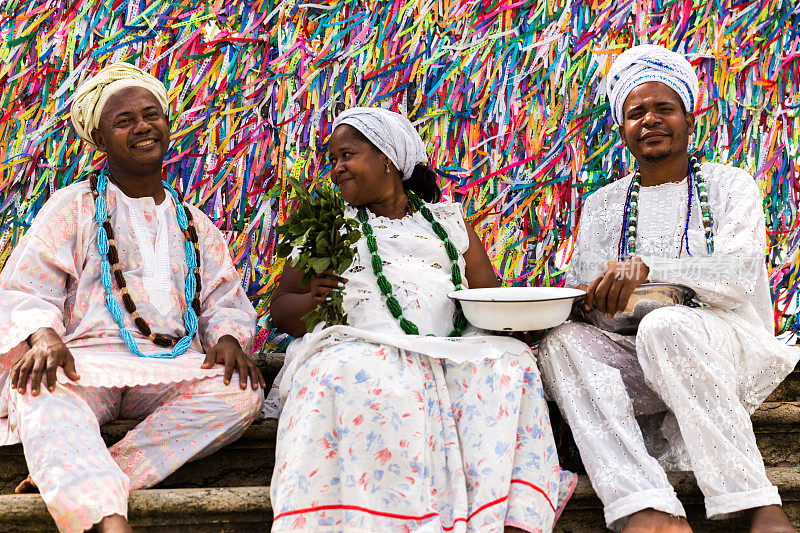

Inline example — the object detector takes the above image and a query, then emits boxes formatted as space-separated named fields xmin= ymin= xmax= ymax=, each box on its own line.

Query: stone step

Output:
xmin=259 ymin=354 xmax=800 ymax=402
xmin=3 ymin=468 xmax=798 ymax=532
xmin=0 ymin=487 xmax=270 ymax=532
xmin=767 ymin=369 xmax=800 ymax=402
xmin=555 ymin=467 xmax=800 ymax=532
xmin=262 ymin=354 xmax=800 ymax=400
xmin=1 ymin=402 xmax=798 ymax=495
xmin=0 ymin=418 xmax=278 ymax=495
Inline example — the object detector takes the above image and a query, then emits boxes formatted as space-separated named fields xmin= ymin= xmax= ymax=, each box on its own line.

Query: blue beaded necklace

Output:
xmin=618 ymin=155 xmax=714 ymax=261
xmin=93 ymin=167 xmax=199 ymax=358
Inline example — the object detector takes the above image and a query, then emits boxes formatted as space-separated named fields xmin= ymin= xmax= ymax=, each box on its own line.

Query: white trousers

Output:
xmin=7 ymin=376 xmax=263 ymax=533
xmin=538 ymin=306 xmax=781 ymax=531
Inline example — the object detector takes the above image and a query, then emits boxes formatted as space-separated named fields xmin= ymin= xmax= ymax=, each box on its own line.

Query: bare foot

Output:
xmin=96 ymin=514 xmax=133 ymax=533
xmin=14 ymin=474 xmax=38 ymax=494
xmin=746 ymin=505 xmax=796 ymax=533
xmin=622 ymin=509 xmax=692 ymax=533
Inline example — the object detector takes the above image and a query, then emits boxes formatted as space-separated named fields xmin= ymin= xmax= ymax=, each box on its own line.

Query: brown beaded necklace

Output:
xmin=89 ymin=171 xmax=202 ymax=348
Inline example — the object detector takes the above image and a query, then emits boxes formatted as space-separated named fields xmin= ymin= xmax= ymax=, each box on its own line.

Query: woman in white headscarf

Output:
xmin=269 ymin=107 xmax=575 ymax=533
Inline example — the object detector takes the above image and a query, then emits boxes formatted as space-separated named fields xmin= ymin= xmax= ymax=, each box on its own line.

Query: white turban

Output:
xmin=70 ymin=62 xmax=168 ymax=148
xmin=606 ymin=44 xmax=699 ymax=125
xmin=332 ymin=107 xmax=427 ymax=180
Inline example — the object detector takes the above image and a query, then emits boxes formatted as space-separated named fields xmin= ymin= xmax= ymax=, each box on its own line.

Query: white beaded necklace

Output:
xmin=619 ymin=155 xmax=714 ymax=260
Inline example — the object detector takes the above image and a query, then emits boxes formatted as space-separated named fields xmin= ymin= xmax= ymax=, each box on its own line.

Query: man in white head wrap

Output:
xmin=606 ymin=44 xmax=699 ymax=126
xmin=0 ymin=62 xmax=265 ymax=533
xmin=70 ymin=62 xmax=169 ymax=149
xmin=538 ymin=44 xmax=799 ymax=532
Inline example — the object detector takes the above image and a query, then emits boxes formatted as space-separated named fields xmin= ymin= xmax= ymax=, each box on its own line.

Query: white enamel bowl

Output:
xmin=448 ymin=287 xmax=586 ymax=331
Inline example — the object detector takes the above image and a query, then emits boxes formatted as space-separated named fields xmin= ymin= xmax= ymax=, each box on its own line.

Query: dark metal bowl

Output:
xmin=574 ymin=283 xmax=695 ymax=335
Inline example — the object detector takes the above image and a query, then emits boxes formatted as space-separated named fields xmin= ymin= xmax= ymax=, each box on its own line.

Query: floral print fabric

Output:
xmin=7 ymin=375 xmax=262 ymax=533
xmin=272 ymin=341 xmax=575 ymax=533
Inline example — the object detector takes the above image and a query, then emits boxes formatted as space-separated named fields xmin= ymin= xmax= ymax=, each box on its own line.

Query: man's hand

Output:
xmin=11 ymin=327 xmax=80 ymax=395
xmin=584 ymin=257 xmax=650 ymax=316
xmin=201 ymin=335 xmax=266 ymax=390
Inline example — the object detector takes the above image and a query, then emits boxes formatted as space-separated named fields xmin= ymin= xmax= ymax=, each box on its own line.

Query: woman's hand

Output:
xmin=271 ymin=265 xmax=349 ymax=338
xmin=201 ymin=335 xmax=266 ymax=390
xmin=11 ymin=327 xmax=80 ymax=395
xmin=308 ymin=269 xmax=348 ymax=304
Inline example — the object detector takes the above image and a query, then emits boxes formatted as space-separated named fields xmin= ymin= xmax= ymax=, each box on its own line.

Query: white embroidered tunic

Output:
xmin=566 ymin=162 xmax=797 ymax=408
xmin=0 ymin=180 xmax=256 ymax=445
xmin=537 ymin=162 xmax=799 ymax=528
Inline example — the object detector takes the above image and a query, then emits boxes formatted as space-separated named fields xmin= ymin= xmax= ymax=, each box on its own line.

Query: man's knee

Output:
xmin=636 ymin=306 xmax=703 ymax=379
xmin=190 ymin=375 xmax=264 ymax=423
xmin=541 ymin=322 xmax=589 ymax=358
xmin=637 ymin=306 xmax=697 ymax=343
xmin=222 ymin=384 xmax=264 ymax=423
xmin=540 ymin=321 xmax=610 ymax=371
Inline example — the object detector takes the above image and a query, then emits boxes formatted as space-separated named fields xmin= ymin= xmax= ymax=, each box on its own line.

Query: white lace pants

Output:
xmin=538 ymin=306 xmax=781 ymax=531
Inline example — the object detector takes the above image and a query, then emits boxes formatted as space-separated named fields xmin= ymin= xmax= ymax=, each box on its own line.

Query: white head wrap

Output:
xmin=332 ymin=107 xmax=427 ymax=180
xmin=70 ymin=62 xmax=168 ymax=148
xmin=606 ymin=44 xmax=699 ymax=125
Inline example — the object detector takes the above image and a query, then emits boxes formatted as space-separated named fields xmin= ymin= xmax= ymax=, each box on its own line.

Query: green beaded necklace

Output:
xmin=356 ymin=191 xmax=468 ymax=337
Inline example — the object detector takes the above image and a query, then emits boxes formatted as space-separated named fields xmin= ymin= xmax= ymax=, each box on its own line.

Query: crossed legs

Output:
xmin=538 ymin=307 xmax=788 ymax=532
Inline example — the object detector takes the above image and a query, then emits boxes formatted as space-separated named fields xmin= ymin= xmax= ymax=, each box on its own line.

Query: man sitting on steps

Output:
xmin=0 ymin=62 xmax=265 ymax=533
xmin=537 ymin=45 xmax=799 ymax=533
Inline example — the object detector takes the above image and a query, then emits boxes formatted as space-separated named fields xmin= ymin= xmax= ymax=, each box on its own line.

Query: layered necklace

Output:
xmin=356 ymin=191 xmax=468 ymax=337
xmin=619 ymin=154 xmax=714 ymax=261
xmin=91 ymin=167 xmax=201 ymax=358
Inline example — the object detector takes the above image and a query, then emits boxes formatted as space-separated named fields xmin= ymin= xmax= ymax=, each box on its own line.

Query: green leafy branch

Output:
xmin=276 ymin=176 xmax=361 ymax=332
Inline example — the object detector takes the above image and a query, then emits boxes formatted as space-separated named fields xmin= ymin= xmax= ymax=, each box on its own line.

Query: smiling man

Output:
xmin=0 ymin=63 xmax=264 ymax=533
xmin=537 ymin=45 xmax=799 ymax=532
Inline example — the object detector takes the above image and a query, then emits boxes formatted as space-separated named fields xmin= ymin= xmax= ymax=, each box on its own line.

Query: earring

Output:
xmin=385 ymin=163 xmax=390 ymax=174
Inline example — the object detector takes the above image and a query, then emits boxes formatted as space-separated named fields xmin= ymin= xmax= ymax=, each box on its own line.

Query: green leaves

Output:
xmin=277 ymin=176 xmax=361 ymax=332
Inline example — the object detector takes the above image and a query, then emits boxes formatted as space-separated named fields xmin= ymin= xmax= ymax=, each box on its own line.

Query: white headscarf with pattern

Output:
xmin=332 ymin=107 xmax=428 ymax=180
xmin=606 ymin=44 xmax=699 ymax=124
xmin=70 ymin=62 xmax=168 ymax=148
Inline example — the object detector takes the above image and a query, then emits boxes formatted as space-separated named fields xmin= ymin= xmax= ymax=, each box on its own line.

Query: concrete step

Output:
xmin=259 ymin=354 xmax=800 ymax=402
xmin=751 ymin=401 xmax=800 ymax=467
xmin=0 ymin=487 xmax=270 ymax=532
xmin=3 ymin=468 xmax=798 ymax=532
xmin=1 ymin=402 xmax=798 ymax=494
xmin=1 ymin=352 xmax=797 ymax=532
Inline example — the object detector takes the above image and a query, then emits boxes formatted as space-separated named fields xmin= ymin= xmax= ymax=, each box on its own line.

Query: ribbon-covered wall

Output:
xmin=1 ymin=0 xmax=798 ymax=347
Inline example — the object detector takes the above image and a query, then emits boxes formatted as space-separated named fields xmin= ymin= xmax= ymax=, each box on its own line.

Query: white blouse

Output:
xmin=276 ymin=201 xmax=530 ymax=404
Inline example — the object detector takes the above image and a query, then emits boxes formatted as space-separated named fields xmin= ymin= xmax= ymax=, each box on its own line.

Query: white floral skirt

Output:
xmin=271 ymin=340 xmax=576 ymax=532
